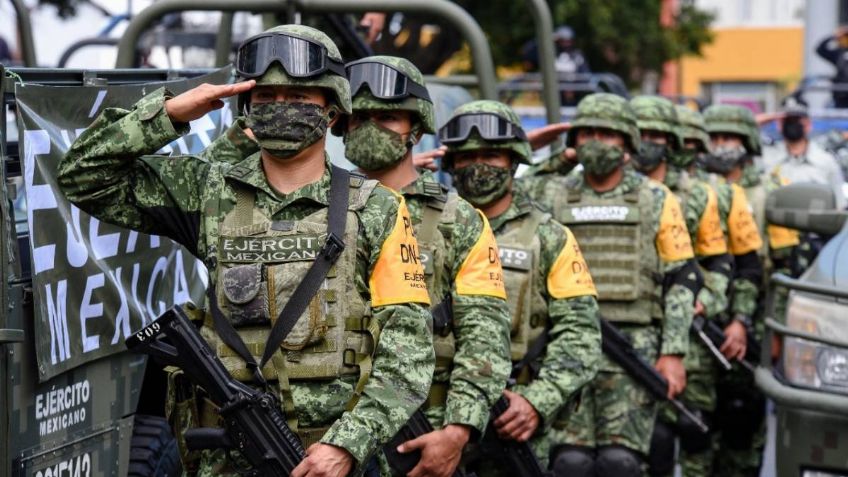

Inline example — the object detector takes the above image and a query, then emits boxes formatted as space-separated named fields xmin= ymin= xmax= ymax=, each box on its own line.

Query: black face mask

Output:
xmin=781 ymin=118 xmax=806 ymax=142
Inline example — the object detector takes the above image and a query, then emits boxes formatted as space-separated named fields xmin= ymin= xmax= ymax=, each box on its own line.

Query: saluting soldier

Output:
xmin=59 ymin=25 xmax=435 ymax=477
xmin=439 ymin=100 xmax=602 ymax=475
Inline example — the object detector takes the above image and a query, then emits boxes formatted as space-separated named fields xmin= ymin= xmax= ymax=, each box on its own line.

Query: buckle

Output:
xmin=322 ymin=233 xmax=345 ymax=262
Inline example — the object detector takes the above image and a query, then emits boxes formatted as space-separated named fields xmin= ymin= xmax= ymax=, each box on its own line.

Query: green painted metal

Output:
xmin=525 ymin=0 xmax=560 ymax=125
xmin=755 ymin=367 xmax=848 ymax=415
xmin=115 ymin=0 xmax=499 ymax=99
xmin=10 ymin=0 xmax=37 ymax=66
xmin=0 ymin=329 xmax=24 ymax=344
xmin=215 ymin=12 xmax=235 ymax=67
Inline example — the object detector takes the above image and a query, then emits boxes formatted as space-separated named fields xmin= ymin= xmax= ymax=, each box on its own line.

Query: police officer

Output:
xmin=703 ymin=104 xmax=798 ymax=477
xmin=59 ymin=25 xmax=435 ymax=477
xmin=530 ymin=93 xmax=697 ymax=477
xmin=439 ymin=100 xmax=601 ymax=474
xmin=628 ymin=97 xmax=733 ymax=477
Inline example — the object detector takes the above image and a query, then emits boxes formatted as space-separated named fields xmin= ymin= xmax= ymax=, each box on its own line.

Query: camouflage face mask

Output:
xmin=344 ymin=120 xmax=410 ymax=171
xmin=704 ymin=144 xmax=746 ymax=175
xmin=668 ymin=148 xmax=698 ymax=169
xmin=245 ymin=102 xmax=331 ymax=159
xmin=452 ymin=163 xmax=512 ymax=207
xmin=577 ymin=140 xmax=625 ymax=177
xmin=632 ymin=141 xmax=668 ymax=173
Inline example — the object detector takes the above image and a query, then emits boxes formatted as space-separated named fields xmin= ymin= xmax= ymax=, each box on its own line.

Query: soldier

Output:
xmin=202 ymin=55 xmax=513 ymax=477
xmin=529 ymin=93 xmax=698 ymax=477
xmin=438 ymin=100 xmax=601 ymax=474
xmin=703 ymin=104 xmax=798 ymax=477
xmin=58 ymin=25 xmax=435 ymax=477
xmin=627 ymin=97 xmax=734 ymax=477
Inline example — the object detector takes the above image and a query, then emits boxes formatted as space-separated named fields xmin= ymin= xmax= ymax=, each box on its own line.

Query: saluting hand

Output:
xmin=527 ymin=122 xmax=571 ymax=151
xmin=290 ymin=443 xmax=354 ymax=477
xmin=164 ymin=80 xmax=256 ymax=124
xmin=413 ymin=146 xmax=446 ymax=171
xmin=493 ymin=390 xmax=540 ymax=442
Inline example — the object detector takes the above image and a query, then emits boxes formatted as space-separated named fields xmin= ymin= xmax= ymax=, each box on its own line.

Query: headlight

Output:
xmin=802 ymin=470 xmax=848 ymax=477
xmin=782 ymin=293 xmax=848 ymax=395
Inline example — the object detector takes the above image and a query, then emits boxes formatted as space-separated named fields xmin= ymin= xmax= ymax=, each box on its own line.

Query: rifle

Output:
xmin=691 ymin=316 xmax=732 ymax=371
xmin=383 ymin=409 xmax=472 ymax=477
xmin=484 ymin=397 xmax=550 ymax=477
xmin=599 ymin=319 xmax=709 ymax=434
xmin=125 ymin=307 xmax=304 ymax=477
xmin=693 ymin=315 xmax=758 ymax=372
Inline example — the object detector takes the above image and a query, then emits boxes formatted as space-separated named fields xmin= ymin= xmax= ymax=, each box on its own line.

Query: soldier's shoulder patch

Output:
xmin=656 ymin=192 xmax=695 ymax=262
xmin=370 ymin=197 xmax=431 ymax=307
xmin=454 ymin=211 xmax=507 ymax=299
xmin=694 ymin=185 xmax=728 ymax=257
xmin=547 ymin=225 xmax=597 ymax=299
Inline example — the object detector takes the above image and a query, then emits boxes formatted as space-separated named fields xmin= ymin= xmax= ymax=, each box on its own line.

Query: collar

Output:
xmin=488 ymin=191 xmax=534 ymax=231
xmin=224 ymin=152 xmax=334 ymax=211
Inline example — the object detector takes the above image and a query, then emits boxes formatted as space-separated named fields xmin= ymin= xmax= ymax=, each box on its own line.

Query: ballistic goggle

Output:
xmin=236 ymin=32 xmax=346 ymax=79
xmin=438 ymin=113 xmax=528 ymax=144
xmin=346 ymin=60 xmax=431 ymax=102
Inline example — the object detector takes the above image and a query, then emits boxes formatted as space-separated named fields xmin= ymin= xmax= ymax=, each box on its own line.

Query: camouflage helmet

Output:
xmin=441 ymin=100 xmax=532 ymax=169
xmin=629 ymin=95 xmax=684 ymax=149
xmin=703 ymin=104 xmax=761 ymax=156
xmin=239 ymin=25 xmax=352 ymax=114
xmin=674 ymin=105 xmax=710 ymax=152
xmin=332 ymin=55 xmax=435 ymax=136
xmin=566 ymin=93 xmax=640 ymax=152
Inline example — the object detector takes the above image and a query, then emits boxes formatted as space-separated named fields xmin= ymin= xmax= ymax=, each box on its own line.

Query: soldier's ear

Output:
xmin=327 ymin=106 xmax=341 ymax=128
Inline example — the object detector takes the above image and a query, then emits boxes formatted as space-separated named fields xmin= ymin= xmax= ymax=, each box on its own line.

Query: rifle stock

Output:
xmin=599 ymin=318 xmax=709 ymax=434
xmin=125 ymin=306 xmax=305 ymax=477
xmin=484 ymin=397 xmax=549 ymax=477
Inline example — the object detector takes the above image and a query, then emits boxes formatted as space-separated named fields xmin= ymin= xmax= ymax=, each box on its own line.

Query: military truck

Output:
xmin=758 ymin=182 xmax=848 ymax=477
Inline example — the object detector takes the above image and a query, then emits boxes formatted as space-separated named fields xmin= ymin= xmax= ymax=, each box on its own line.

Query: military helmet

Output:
xmin=566 ymin=93 xmax=640 ymax=152
xmin=630 ymin=95 xmax=684 ymax=149
xmin=332 ymin=55 xmax=435 ymax=136
xmin=236 ymin=25 xmax=352 ymax=114
xmin=674 ymin=105 xmax=710 ymax=152
xmin=703 ymin=104 xmax=761 ymax=156
xmin=440 ymin=100 xmax=532 ymax=170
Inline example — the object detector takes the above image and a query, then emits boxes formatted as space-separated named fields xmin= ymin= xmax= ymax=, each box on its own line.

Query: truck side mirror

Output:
xmin=766 ymin=183 xmax=847 ymax=236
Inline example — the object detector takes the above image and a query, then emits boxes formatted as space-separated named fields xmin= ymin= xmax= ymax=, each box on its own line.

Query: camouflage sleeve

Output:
xmin=513 ymin=221 xmax=600 ymax=425
xmin=58 ymin=87 xmax=209 ymax=255
xmin=321 ymin=185 xmax=434 ymax=464
xmin=697 ymin=266 xmax=731 ymax=319
xmin=444 ymin=201 xmax=511 ymax=435
xmin=662 ymin=266 xmax=695 ymax=356
xmin=198 ymin=116 xmax=260 ymax=164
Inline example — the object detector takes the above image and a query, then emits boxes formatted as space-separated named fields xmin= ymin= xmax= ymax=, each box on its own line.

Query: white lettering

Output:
xmin=45 ymin=280 xmax=71 ymax=364
xmin=89 ymin=216 xmax=120 ymax=260
xmin=146 ymin=257 xmax=168 ymax=318
xmin=23 ymin=130 xmax=57 ymax=275
xmin=79 ymin=273 xmax=105 ymax=353
xmin=172 ymin=252 xmax=191 ymax=305
xmin=569 ymin=206 xmax=631 ymax=222
xmin=109 ymin=267 xmax=132 ymax=345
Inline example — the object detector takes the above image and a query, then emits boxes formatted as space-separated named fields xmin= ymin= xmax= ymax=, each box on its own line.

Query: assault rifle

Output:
xmin=125 ymin=307 xmax=304 ymax=476
xmin=692 ymin=315 xmax=758 ymax=372
xmin=691 ymin=316 xmax=732 ymax=371
xmin=600 ymin=319 xmax=709 ymax=434
xmin=485 ymin=396 xmax=551 ymax=477
xmin=384 ymin=409 xmax=472 ymax=477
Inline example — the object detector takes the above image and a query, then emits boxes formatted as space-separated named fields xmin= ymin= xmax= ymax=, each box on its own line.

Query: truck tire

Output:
xmin=128 ymin=415 xmax=182 ymax=477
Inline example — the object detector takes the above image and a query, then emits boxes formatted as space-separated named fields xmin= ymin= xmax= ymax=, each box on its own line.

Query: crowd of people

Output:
xmin=56 ymin=23 xmax=835 ymax=477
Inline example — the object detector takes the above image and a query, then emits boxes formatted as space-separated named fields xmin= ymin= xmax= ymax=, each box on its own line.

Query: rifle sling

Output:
xmin=511 ymin=324 xmax=550 ymax=379
xmin=208 ymin=166 xmax=351 ymax=387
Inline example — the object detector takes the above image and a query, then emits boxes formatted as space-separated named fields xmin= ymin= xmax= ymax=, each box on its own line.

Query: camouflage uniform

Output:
xmin=647 ymin=104 xmax=735 ymax=477
xmin=58 ymin=25 xmax=435 ymax=476
xmin=530 ymin=94 xmax=696 ymax=477
xmin=441 ymin=101 xmax=602 ymax=475
xmin=703 ymin=105 xmax=797 ymax=477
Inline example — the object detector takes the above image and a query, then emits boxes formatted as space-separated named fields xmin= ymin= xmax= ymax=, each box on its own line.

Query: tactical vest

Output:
xmin=200 ymin=174 xmax=379 ymax=440
xmin=414 ymin=186 xmax=461 ymax=408
xmin=559 ymin=182 xmax=662 ymax=324
xmin=494 ymin=205 xmax=549 ymax=364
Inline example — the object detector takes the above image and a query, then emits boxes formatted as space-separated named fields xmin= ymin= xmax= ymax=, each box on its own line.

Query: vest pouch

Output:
xmin=222 ymin=263 xmax=270 ymax=327
xmin=165 ymin=368 xmax=201 ymax=474
xmin=268 ymin=261 xmax=330 ymax=351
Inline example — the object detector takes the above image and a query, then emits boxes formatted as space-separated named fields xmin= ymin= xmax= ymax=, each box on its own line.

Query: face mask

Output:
xmin=577 ymin=140 xmax=626 ymax=177
xmin=632 ymin=141 xmax=668 ymax=173
xmin=705 ymin=144 xmax=746 ymax=174
xmin=452 ymin=163 xmax=512 ymax=207
xmin=668 ymin=148 xmax=697 ymax=169
xmin=246 ymin=102 xmax=331 ymax=159
xmin=344 ymin=120 xmax=410 ymax=171
xmin=781 ymin=118 xmax=806 ymax=142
